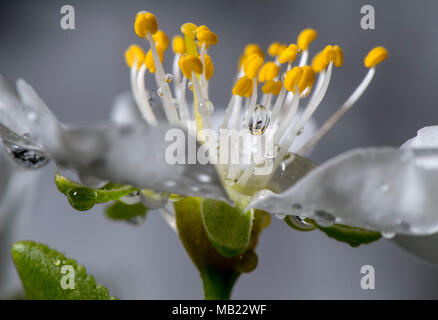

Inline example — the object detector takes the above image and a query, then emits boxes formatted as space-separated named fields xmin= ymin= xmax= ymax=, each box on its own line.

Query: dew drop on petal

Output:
xmin=140 ymin=190 xmax=168 ymax=209
xmin=199 ymin=100 xmax=214 ymax=114
xmin=313 ymin=210 xmax=335 ymax=227
xmin=249 ymin=105 xmax=270 ymax=135
xmin=120 ymin=191 xmax=141 ymax=205
xmin=53 ymin=259 xmax=61 ymax=266
xmin=164 ymin=73 xmax=173 ymax=83
xmin=288 ymin=216 xmax=316 ymax=230
xmin=2 ymin=140 xmax=49 ymax=169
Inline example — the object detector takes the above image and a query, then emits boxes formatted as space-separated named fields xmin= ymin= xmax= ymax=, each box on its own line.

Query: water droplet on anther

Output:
xmin=249 ymin=105 xmax=270 ymax=135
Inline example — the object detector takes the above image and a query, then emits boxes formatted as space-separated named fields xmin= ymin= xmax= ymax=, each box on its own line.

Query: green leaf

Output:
xmin=11 ymin=241 xmax=116 ymax=300
xmin=105 ymin=201 xmax=147 ymax=221
xmin=201 ymin=199 xmax=254 ymax=258
xmin=55 ymin=172 xmax=137 ymax=211
xmin=174 ymin=197 xmax=269 ymax=299
xmin=317 ymin=224 xmax=381 ymax=247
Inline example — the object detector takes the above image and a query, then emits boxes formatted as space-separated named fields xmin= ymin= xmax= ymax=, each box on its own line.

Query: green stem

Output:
xmin=201 ymin=267 xmax=240 ymax=300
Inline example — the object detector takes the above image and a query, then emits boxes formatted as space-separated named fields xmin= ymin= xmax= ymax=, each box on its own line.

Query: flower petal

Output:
xmin=401 ymin=126 xmax=438 ymax=149
xmin=110 ymin=92 xmax=144 ymax=125
xmin=392 ymin=234 xmax=438 ymax=265
xmin=250 ymin=147 xmax=438 ymax=235
xmin=52 ymin=124 xmax=229 ymax=200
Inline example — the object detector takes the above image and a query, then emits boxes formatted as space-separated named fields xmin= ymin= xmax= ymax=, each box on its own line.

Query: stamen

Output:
xmin=298 ymin=47 xmax=387 ymax=155
xmin=297 ymin=28 xmax=317 ymax=66
xmin=136 ymin=64 xmax=158 ymax=126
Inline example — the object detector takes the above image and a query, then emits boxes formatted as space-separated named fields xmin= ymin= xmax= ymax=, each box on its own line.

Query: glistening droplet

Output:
xmin=248 ymin=105 xmax=270 ymax=135
xmin=2 ymin=140 xmax=49 ymax=169
xmin=66 ymin=187 xmax=97 ymax=211
xmin=157 ymin=86 xmax=164 ymax=97
xmin=266 ymin=145 xmax=280 ymax=159
xmin=121 ymin=191 xmax=141 ymax=205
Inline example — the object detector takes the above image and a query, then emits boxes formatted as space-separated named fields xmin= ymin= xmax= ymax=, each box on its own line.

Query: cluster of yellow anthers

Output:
xmin=123 ymin=11 xmax=388 ymax=189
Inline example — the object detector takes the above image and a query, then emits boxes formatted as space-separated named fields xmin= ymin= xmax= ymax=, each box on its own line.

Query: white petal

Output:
xmin=52 ymin=124 xmax=229 ymax=200
xmin=0 ymin=76 xmax=61 ymax=153
xmin=392 ymin=234 xmax=438 ymax=265
xmin=250 ymin=147 xmax=438 ymax=235
xmin=110 ymin=92 xmax=144 ymax=125
xmin=401 ymin=126 xmax=438 ymax=149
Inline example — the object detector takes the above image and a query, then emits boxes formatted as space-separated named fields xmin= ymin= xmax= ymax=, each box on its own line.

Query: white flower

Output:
xmin=0 ymin=12 xmax=398 ymax=247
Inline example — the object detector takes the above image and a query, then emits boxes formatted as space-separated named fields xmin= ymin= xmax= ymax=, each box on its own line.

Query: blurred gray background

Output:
xmin=1 ymin=0 xmax=438 ymax=299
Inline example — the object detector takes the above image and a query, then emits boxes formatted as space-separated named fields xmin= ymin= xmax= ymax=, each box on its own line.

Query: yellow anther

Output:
xmin=244 ymin=44 xmax=265 ymax=59
xmin=284 ymin=66 xmax=303 ymax=93
xmin=152 ymin=30 xmax=169 ymax=51
xmin=135 ymin=11 xmax=158 ymax=38
xmin=172 ymin=35 xmax=186 ymax=54
xmin=322 ymin=45 xmax=335 ymax=65
xmin=204 ymin=54 xmax=215 ymax=80
xmin=244 ymin=53 xmax=264 ymax=79
xmin=278 ymin=44 xmax=299 ymax=64
xmin=258 ymin=62 xmax=280 ymax=82
xmin=181 ymin=23 xmax=198 ymax=56
xmin=178 ymin=54 xmax=204 ymax=79
xmin=364 ymin=46 xmax=388 ymax=68
xmin=124 ymin=45 xmax=146 ymax=69
xmin=196 ymin=26 xmax=218 ymax=46
xmin=297 ymin=28 xmax=317 ymax=51
xmin=333 ymin=45 xmax=343 ymax=68
xmin=298 ymin=66 xmax=315 ymax=93
xmin=144 ymin=47 xmax=165 ymax=73
xmin=262 ymin=80 xmax=282 ymax=95
xmin=311 ymin=51 xmax=326 ymax=73
xmin=233 ymin=76 xmax=253 ymax=97
xmin=268 ymin=42 xmax=287 ymax=57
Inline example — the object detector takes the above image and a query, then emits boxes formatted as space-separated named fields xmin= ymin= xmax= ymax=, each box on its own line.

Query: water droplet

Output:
xmin=224 ymin=178 xmax=236 ymax=186
xmin=2 ymin=140 xmax=49 ymax=169
xmin=288 ymin=216 xmax=317 ymax=230
xmin=188 ymin=81 xmax=194 ymax=91
xmin=266 ymin=145 xmax=280 ymax=159
xmin=382 ymin=231 xmax=396 ymax=239
xmin=313 ymin=210 xmax=335 ymax=227
xmin=121 ymin=191 xmax=141 ymax=205
xmin=275 ymin=213 xmax=286 ymax=220
xmin=297 ymin=48 xmax=303 ymax=55
xmin=53 ymin=259 xmax=61 ymax=266
xmin=297 ymin=127 xmax=304 ymax=136
xmin=140 ymin=190 xmax=168 ymax=209
xmin=67 ymin=187 xmax=97 ymax=211
xmin=249 ymin=105 xmax=270 ymax=135
xmin=199 ymin=100 xmax=214 ymax=114
xmin=236 ymin=249 xmax=258 ymax=273
xmin=164 ymin=73 xmax=173 ymax=83
xmin=157 ymin=86 xmax=164 ymax=97
xmin=79 ymin=173 xmax=108 ymax=189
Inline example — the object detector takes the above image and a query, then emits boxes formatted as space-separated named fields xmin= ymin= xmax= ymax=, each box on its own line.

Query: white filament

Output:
xmin=297 ymin=67 xmax=376 ymax=155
